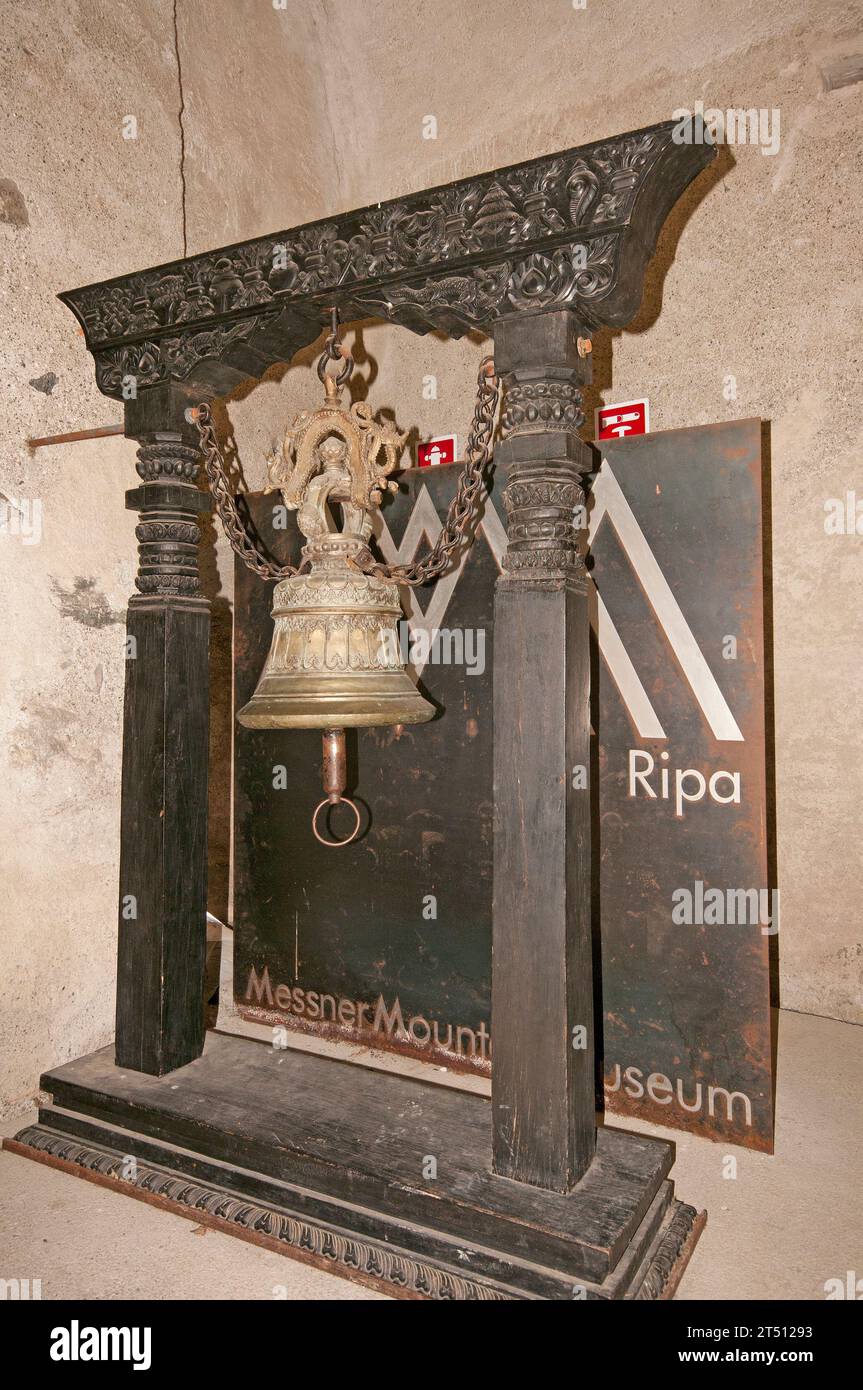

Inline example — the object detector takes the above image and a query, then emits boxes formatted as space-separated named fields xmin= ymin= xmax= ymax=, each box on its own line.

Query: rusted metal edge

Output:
xmin=27 ymin=425 xmax=124 ymax=449
xmin=237 ymin=1001 xmax=493 ymax=1078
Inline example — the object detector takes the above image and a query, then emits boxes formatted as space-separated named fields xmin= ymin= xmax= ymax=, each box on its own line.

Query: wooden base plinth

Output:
xmin=6 ymin=1034 xmax=704 ymax=1301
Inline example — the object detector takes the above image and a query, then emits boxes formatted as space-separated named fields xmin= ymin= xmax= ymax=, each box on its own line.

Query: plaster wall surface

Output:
xmin=238 ymin=0 xmax=862 ymax=1025
xmin=0 ymin=0 xmax=336 ymax=1117
xmin=2 ymin=0 xmax=861 ymax=1115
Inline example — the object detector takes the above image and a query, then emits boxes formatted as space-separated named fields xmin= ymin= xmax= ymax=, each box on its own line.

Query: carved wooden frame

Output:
xmin=61 ymin=121 xmax=712 ymax=400
xmin=57 ymin=118 xmax=715 ymax=1195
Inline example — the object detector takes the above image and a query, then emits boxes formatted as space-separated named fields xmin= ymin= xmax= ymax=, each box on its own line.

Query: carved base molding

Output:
xmin=6 ymin=1124 xmax=702 ymax=1301
xmin=7 ymin=1126 xmax=509 ymax=1302
xmin=6 ymin=1035 xmax=705 ymax=1301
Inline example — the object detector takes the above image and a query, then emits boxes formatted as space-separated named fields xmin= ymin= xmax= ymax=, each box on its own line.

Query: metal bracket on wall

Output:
xmin=27 ymin=424 xmax=124 ymax=449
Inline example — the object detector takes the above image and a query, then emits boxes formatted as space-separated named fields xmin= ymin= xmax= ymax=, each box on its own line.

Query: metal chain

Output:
xmin=190 ymin=355 xmax=500 ymax=587
xmin=368 ymin=356 xmax=500 ymax=587
xmin=192 ymin=401 xmax=300 ymax=580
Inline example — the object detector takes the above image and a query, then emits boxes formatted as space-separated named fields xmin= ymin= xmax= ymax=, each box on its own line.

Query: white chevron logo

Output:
xmin=372 ymin=464 xmax=743 ymax=743
xmin=589 ymin=462 xmax=742 ymax=742
xmin=372 ymin=485 xmax=507 ymax=679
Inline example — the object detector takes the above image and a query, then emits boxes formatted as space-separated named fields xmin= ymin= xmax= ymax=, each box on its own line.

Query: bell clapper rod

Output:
xmin=322 ymin=728 xmax=347 ymax=804
xmin=313 ymin=729 xmax=361 ymax=848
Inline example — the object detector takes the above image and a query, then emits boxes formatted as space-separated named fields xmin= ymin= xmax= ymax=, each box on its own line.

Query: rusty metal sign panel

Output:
xmin=232 ymin=418 xmax=774 ymax=1150
xmin=232 ymin=474 xmax=499 ymax=1073
xmin=594 ymin=420 xmax=773 ymax=1151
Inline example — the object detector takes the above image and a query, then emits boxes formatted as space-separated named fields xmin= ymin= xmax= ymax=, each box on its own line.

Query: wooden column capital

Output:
xmin=495 ymin=308 xmax=593 ymax=586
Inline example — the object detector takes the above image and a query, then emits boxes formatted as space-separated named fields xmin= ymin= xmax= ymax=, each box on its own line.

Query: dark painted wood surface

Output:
xmin=116 ymin=597 xmax=209 ymax=1073
xmin=58 ymin=122 xmax=716 ymax=402
xmin=40 ymin=1033 xmax=674 ymax=1284
xmin=492 ymin=581 xmax=596 ymax=1189
xmin=115 ymin=387 xmax=212 ymax=1075
xmin=10 ymin=1117 xmax=701 ymax=1299
xmin=231 ymin=421 xmax=773 ymax=1152
xmin=491 ymin=310 xmax=596 ymax=1190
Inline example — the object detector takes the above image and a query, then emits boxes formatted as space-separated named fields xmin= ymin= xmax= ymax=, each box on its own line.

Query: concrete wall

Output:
xmin=2 ymin=0 xmax=861 ymax=1114
xmin=285 ymin=0 xmax=862 ymax=1026
xmin=0 ymin=0 xmax=336 ymax=1117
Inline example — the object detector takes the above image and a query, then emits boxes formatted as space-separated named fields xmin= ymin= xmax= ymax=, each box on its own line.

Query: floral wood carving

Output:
xmin=60 ymin=121 xmax=715 ymax=400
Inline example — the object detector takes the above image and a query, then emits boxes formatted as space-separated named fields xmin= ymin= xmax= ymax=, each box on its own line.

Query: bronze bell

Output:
xmin=237 ymin=368 xmax=434 ymax=843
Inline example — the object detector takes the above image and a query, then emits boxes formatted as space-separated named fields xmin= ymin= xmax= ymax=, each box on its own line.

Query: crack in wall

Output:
xmin=172 ymin=0 xmax=188 ymax=257
xmin=308 ymin=0 xmax=351 ymax=210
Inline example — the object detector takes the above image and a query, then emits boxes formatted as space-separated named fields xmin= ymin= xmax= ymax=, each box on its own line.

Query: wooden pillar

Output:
xmin=491 ymin=309 xmax=596 ymax=1191
xmin=115 ymin=384 xmax=212 ymax=1075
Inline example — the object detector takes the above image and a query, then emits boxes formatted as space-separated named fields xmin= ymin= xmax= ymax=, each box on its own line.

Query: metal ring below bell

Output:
xmin=311 ymin=796 xmax=362 ymax=848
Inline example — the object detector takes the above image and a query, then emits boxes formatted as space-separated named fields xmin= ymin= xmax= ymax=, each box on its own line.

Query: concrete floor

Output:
xmin=1 ymin=1009 xmax=860 ymax=1300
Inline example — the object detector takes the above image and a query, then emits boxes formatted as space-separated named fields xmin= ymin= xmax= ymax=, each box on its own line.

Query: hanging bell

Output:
xmin=235 ymin=499 xmax=433 ymax=732
xmin=237 ymin=329 xmax=434 ymax=843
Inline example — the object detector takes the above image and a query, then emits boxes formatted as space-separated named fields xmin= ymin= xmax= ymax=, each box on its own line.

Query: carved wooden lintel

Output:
xmin=59 ymin=121 xmax=714 ymax=400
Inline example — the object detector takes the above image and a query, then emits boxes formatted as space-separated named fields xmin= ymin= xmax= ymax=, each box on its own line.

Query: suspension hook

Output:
xmin=317 ymin=306 xmax=354 ymax=389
